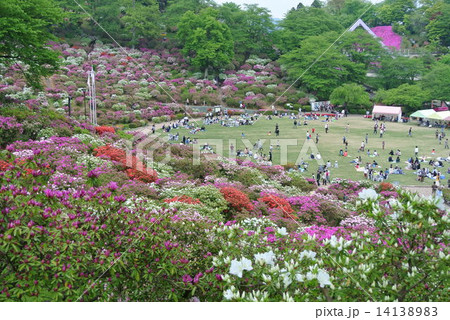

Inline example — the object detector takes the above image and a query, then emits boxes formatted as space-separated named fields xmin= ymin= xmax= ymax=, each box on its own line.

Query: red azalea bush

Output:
xmin=95 ymin=126 xmax=116 ymax=135
xmin=164 ymin=195 xmax=202 ymax=205
xmin=0 ymin=160 xmax=12 ymax=171
xmin=220 ymin=187 xmax=254 ymax=211
xmin=94 ymin=145 xmax=158 ymax=183
xmin=378 ymin=182 xmax=394 ymax=192
xmin=258 ymin=194 xmax=295 ymax=218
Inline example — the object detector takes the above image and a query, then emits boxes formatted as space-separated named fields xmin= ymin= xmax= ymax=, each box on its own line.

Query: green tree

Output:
xmin=376 ymin=0 xmax=416 ymax=25
xmin=422 ymin=63 xmax=450 ymax=101
xmin=120 ymin=0 xmax=160 ymax=48
xmin=375 ymin=84 xmax=431 ymax=112
xmin=311 ymin=0 xmax=323 ymax=8
xmin=279 ymin=31 xmax=372 ymax=99
xmin=333 ymin=0 xmax=376 ymax=28
xmin=163 ymin=0 xmax=215 ymax=31
xmin=0 ymin=0 xmax=62 ymax=88
xmin=177 ymin=8 xmax=234 ymax=78
xmin=330 ymin=83 xmax=371 ymax=113
xmin=275 ymin=7 xmax=343 ymax=53
xmin=337 ymin=29 xmax=387 ymax=68
xmin=218 ymin=3 xmax=275 ymax=62
xmin=425 ymin=1 xmax=450 ymax=47
xmin=377 ymin=56 xmax=426 ymax=89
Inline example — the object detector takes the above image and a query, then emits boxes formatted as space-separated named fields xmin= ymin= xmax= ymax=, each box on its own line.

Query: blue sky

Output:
xmin=214 ymin=0 xmax=383 ymax=19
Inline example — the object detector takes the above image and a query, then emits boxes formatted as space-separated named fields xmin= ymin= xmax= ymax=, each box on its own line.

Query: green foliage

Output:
xmin=425 ymin=1 xmax=450 ymax=48
xmin=279 ymin=32 xmax=366 ymax=99
xmin=422 ymin=63 xmax=450 ymax=101
xmin=375 ymin=84 xmax=431 ymax=112
xmin=377 ymin=56 xmax=426 ymax=90
xmin=218 ymin=3 xmax=275 ymax=62
xmin=376 ymin=0 xmax=415 ymax=25
xmin=0 ymin=0 xmax=61 ymax=88
xmin=120 ymin=0 xmax=160 ymax=47
xmin=177 ymin=8 xmax=234 ymax=77
xmin=330 ymin=83 xmax=371 ymax=112
xmin=275 ymin=7 xmax=343 ymax=53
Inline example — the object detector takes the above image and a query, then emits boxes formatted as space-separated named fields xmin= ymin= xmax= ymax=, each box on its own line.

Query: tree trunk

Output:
xmin=204 ymin=66 xmax=209 ymax=79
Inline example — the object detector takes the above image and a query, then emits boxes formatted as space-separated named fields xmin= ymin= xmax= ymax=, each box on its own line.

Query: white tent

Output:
xmin=372 ymin=105 xmax=402 ymax=122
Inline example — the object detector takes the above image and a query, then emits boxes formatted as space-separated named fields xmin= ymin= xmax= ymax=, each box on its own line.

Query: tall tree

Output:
xmin=279 ymin=32 xmax=366 ymax=99
xmin=376 ymin=0 xmax=416 ymax=25
xmin=0 ymin=0 xmax=62 ymax=88
xmin=330 ymin=83 xmax=371 ymax=112
xmin=218 ymin=3 xmax=275 ymax=62
xmin=275 ymin=7 xmax=343 ymax=53
xmin=375 ymin=84 xmax=431 ymax=112
xmin=422 ymin=63 xmax=450 ymax=101
xmin=163 ymin=0 xmax=216 ymax=31
xmin=377 ymin=56 xmax=426 ymax=89
xmin=120 ymin=0 xmax=160 ymax=48
xmin=425 ymin=0 xmax=450 ymax=47
xmin=311 ymin=0 xmax=324 ymax=8
xmin=177 ymin=8 xmax=234 ymax=78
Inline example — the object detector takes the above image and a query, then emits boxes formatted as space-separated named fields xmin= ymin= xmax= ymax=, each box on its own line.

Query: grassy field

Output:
xmin=158 ymin=115 xmax=449 ymax=186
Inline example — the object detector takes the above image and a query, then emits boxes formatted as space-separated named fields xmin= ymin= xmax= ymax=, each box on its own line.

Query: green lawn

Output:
xmin=158 ymin=115 xmax=449 ymax=186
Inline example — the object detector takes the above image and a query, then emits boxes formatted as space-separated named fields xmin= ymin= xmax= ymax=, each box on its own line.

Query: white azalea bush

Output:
xmin=178 ymin=189 xmax=448 ymax=302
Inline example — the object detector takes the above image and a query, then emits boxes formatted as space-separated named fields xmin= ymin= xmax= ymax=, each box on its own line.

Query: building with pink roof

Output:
xmin=349 ymin=19 xmax=403 ymax=50
xmin=370 ymin=26 xmax=402 ymax=50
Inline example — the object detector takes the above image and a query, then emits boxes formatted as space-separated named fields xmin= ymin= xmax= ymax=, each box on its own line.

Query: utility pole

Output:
xmin=81 ymin=88 xmax=87 ymax=119
xmin=68 ymin=95 xmax=72 ymax=117
xmin=87 ymin=67 xmax=97 ymax=125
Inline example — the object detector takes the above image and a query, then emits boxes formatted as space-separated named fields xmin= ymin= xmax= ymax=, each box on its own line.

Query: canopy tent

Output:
xmin=410 ymin=109 xmax=438 ymax=119
xmin=372 ymin=105 xmax=402 ymax=122
xmin=438 ymin=111 xmax=450 ymax=121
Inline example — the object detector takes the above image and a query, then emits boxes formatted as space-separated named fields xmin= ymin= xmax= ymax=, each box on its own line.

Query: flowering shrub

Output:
xmin=164 ymin=195 xmax=202 ymax=205
xmin=0 ymin=116 xmax=23 ymax=147
xmin=94 ymin=145 xmax=158 ymax=183
xmin=220 ymin=187 xmax=254 ymax=212
xmin=0 ymin=160 xmax=12 ymax=171
xmin=95 ymin=126 xmax=116 ymax=135
xmin=377 ymin=182 xmax=394 ymax=192
xmin=258 ymin=194 xmax=295 ymax=218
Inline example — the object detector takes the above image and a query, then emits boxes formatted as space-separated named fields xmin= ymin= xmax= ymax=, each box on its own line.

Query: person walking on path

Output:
xmin=325 ymin=123 xmax=329 ymax=134
xmin=382 ymin=141 xmax=385 ymax=150
xmin=408 ymin=127 xmax=412 ymax=137
xmin=315 ymin=133 xmax=319 ymax=144
xmin=414 ymin=146 xmax=419 ymax=156
xmin=432 ymin=182 xmax=438 ymax=197
xmin=445 ymin=139 xmax=449 ymax=149
xmin=365 ymin=133 xmax=368 ymax=144
xmin=379 ymin=129 xmax=384 ymax=138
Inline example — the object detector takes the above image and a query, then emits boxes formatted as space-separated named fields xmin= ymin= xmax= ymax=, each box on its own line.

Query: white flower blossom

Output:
xmin=277 ymin=227 xmax=288 ymax=236
xmin=317 ymin=269 xmax=332 ymax=288
xmin=306 ymin=272 xmax=316 ymax=280
xmin=295 ymin=273 xmax=305 ymax=282
xmin=229 ymin=257 xmax=253 ymax=278
xmin=223 ymin=289 xmax=234 ymax=300
xmin=358 ymin=188 xmax=378 ymax=200
xmin=299 ymin=250 xmax=317 ymax=260
xmin=254 ymin=250 xmax=276 ymax=266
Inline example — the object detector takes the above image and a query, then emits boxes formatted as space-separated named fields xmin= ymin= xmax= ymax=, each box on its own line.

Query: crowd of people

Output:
xmin=155 ymin=109 xmax=448 ymax=195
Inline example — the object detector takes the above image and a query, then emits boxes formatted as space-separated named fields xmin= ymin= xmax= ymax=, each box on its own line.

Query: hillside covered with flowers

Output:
xmin=0 ymin=106 xmax=448 ymax=302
